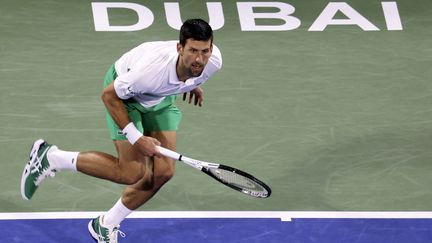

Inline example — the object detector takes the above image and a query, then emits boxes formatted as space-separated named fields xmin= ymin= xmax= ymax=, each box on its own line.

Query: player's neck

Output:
xmin=176 ymin=57 xmax=190 ymax=82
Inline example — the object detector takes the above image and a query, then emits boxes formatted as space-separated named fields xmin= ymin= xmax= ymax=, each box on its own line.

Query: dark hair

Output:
xmin=179 ymin=19 xmax=213 ymax=46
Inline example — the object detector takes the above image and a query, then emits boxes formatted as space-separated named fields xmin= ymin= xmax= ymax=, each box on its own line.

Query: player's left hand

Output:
xmin=183 ymin=87 xmax=204 ymax=106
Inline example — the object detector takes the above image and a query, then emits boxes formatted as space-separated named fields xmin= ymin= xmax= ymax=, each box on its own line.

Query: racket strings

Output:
xmin=208 ymin=168 xmax=266 ymax=193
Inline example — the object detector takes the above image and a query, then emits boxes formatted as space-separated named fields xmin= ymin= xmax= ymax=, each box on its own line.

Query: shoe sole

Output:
xmin=88 ymin=220 xmax=99 ymax=242
xmin=20 ymin=139 xmax=46 ymax=200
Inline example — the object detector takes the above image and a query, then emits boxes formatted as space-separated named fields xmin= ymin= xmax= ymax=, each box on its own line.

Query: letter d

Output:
xmin=91 ymin=2 xmax=154 ymax=31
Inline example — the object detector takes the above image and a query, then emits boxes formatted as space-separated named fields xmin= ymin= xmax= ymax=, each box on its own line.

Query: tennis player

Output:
xmin=21 ymin=18 xmax=222 ymax=242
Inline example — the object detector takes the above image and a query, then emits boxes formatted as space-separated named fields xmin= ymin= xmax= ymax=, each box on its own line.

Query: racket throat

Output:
xmin=179 ymin=157 xmax=204 ymax=170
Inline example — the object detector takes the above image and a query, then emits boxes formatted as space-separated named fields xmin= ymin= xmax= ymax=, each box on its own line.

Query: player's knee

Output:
xmin=154 ymin=168 xmax=175 ymax=187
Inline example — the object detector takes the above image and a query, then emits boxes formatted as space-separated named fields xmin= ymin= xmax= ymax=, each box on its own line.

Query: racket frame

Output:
xmin=157 ymin=146 xmax=271 ymax=198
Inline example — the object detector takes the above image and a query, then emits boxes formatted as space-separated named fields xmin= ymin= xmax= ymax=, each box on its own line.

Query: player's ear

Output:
xmin=177 ymin=43 xmax=183 ymax=56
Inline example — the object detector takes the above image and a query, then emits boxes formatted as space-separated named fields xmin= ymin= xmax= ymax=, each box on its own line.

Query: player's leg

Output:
xmin=99 ymin=131 xmax=176 ymax=226
xmin=87 ymin=139 xmax=142 ymax=242
xmin=85 ymin=92 xmax=180 ymax=243
xmin=76 ymin=149 xmax=145 ymax=185
xmin=88 ymin=132 xmax=176 ymax=242
xmin=121 ymin=130 xmax=177 ymax=209
xmin=20 ymin=139 xmax=148 ymax=201
xmin=21 ymin=105 xmax=150 ymax=201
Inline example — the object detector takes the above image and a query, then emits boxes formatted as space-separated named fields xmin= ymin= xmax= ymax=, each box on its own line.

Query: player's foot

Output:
xmin=88 ymin=215 xmax=125 ymax=243
xmin=21 ymin=139 xmax=57 ymax=200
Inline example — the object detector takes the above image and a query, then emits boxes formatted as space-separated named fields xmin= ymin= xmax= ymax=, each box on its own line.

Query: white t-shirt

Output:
xmin=113 ymin=40 xmax=222 ymax=108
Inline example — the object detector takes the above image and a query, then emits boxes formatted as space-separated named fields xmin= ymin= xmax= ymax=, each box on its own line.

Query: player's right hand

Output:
xmin=134 ymin=136 xmax=161 ymax=157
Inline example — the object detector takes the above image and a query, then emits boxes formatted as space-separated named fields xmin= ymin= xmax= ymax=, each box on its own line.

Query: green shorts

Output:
xmin=104 ymin=64 xmax=182 ymax=140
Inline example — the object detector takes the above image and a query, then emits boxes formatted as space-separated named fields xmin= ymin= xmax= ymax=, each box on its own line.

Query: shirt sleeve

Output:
xmin=113 ymin=77 xmax=134 ymax=100
xmin=113 ymin=71 xmax=150 ymax=100
xmin=209 ymin=44 xmax=223 ymax=71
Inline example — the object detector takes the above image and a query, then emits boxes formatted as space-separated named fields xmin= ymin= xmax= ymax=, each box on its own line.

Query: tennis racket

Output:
xmin=157 ymin=146 xmax=271 ymax=198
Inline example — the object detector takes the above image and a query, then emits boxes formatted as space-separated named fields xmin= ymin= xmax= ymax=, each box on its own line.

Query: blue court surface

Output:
xmin=2 ymin=212 xmax=432 ymax=242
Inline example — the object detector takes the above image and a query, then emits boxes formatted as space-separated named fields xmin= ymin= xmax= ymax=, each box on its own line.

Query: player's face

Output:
xmin=177 ymin=38 xmax=213 ymax=78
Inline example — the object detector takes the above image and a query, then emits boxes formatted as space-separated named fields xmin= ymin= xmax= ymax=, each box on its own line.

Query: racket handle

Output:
xmin=156 ymin=146 xmax=182 ymax=161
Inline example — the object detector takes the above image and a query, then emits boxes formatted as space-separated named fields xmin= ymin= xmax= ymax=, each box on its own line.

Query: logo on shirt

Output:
xmin=126 ymin=86 xmax=137 ymax=96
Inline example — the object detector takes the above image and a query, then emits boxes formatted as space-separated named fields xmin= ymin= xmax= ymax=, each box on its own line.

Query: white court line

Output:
xmin=2 ymin=211 xmax=432 ymax=222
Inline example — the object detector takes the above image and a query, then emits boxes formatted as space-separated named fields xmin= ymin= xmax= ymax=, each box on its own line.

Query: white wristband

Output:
xmin=122 ymin=122 xmax=143 ymax=145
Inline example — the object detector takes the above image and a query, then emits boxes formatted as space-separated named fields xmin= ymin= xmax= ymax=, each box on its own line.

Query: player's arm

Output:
xmin=101 ymin=83 xmax=161 ymax=157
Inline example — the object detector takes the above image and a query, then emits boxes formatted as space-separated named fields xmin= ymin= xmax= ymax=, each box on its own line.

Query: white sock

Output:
xmin=103 ymin=198 xmax=133 ymax=226
xmin=47 ymin=146 xmax=78 ymax=172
